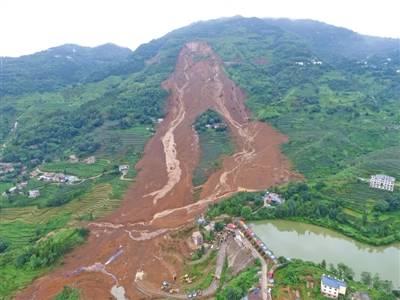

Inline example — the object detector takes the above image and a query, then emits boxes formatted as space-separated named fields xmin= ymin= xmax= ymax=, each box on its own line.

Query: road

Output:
xmin=135 ymin=239 xmax=228 ymax=299
xmin=238 ymin=230 xmax=270 ymax=300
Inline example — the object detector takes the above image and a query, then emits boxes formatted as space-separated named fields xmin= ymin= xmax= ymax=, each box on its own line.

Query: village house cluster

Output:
xmin=369 ymin=174 xmax=395 ymax=192
xmin=1 ymin=181 xmax=40 ymax=199
xmin=38 ymin=172 xmax=79 ymax=184
xmin=0 ymin=163 xmax=14 ymax=175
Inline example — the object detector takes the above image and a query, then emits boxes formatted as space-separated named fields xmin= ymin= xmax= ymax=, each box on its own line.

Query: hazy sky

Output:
xmin=1 ymin=0 xmax=399 ymax=57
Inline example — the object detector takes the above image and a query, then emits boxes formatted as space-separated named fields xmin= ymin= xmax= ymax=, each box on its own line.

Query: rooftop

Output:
xmin=321 ymin=275 xmax=346 ymax=289
xmin=371 ymin=174 xmax=395 ymax=182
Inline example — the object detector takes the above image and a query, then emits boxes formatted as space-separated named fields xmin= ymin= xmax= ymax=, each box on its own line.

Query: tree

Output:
xmin=320 ymin=259 xmax=327 ymax=270
xmin=240 ymin=206 xmax=252 ymax=220
xmin=380 ymin=280 xmax=393 ymax=294
xmin=0 ymin=238 xmax=9 ymax=253
xmin=214 ymin=221 xmax=225 ymax=232
xmin=223 ymin=286 xmax=242 ymax=300
xmin=361 ymin=271 xmax=372 ymax=287
xmin=373 ymin=273 xmax=381 ymax=289
xmin=362 ymin=210 xmax=368 ymax=226
xmin=374 ymin=200 xmax=389 ymax=213
xmin=337 ymin=263 xmax=354 ymax=280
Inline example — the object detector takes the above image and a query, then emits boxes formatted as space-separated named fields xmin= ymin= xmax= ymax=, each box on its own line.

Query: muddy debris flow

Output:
xmin=15 ymin=42 xmax=297 ymax=300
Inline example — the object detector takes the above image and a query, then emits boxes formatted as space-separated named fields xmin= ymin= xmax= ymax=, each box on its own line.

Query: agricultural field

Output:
xmin=0 ymin=179 xmax=128 ymax=297
xmin=41 ymin=158 xmax=111 ymax=178
xmin=93 ymin=125 xmax=153 ymax=158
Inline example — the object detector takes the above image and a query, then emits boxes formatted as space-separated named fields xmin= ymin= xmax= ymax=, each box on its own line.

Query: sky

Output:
xmin=1 ymin=0 xmax=399 ymax=57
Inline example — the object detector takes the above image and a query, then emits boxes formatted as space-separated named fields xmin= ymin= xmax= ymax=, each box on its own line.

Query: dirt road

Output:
xmin=15 ymin=41 xmax=297 ymax=300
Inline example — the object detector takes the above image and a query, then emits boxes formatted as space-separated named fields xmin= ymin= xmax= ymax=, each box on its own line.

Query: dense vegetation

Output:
xmin=0 ymin=43 xmax=132 ymax=96
xmin=216 ymin=266 xmax=259 ymax=300
xmin=0 ymin=227 xmax=88 ymax=297
xmin=273 ymin=259 xmax=396 ymax=300
xmin=53 ymin=286 xmax=80 ymax=300
xmin=194 ymin=109 xmax=228 ymax=132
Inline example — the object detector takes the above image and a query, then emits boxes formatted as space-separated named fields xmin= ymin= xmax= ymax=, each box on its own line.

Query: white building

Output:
xmin=369 ymin=174 xmax=395 ymax=192
xmin=28 ymin=189 xmax=40 ymax=198
xmin=321 ymin=275 xmax=347 ymax=298
xmin=119 ymin=165 xmax=129 ymax=173
xmin=263 ymin=191 xmax=284 ymax=205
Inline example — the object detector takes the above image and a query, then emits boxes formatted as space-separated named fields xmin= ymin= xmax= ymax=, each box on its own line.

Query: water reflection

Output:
xmin=250 ymin=220 xmax=400 ymax=287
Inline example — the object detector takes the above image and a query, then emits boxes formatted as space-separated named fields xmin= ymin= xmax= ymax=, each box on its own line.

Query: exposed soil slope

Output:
xmin=15 ymin=42 xmax=297 ymax=300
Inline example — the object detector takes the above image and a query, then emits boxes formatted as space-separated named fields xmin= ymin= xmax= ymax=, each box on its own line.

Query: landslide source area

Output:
xmin=15 ymin=41 xmax=298 ymax=300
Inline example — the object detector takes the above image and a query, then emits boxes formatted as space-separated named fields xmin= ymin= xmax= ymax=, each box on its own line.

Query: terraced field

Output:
xmin=93 ymin=124 xmax=153 ymax=157
xmin=0 ymin=183 xmax=121 ymax=249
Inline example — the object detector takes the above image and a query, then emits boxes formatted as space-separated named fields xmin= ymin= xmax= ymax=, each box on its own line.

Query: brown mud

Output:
xmin=15 ymin=41 xmax=298 ymax=300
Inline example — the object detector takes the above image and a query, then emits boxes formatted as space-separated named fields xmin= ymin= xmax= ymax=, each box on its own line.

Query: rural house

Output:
xmin=263 ymin=191 xmax=284 ymax=205
xmin=321 ymin=275 xmax=347 ymax=298
xmin=192 ymin=231 xmax=203 ymax=247
xmin=83 ymin=156 xmax=96 ymax=164
xmin=119 ymin=165 xmax=129 ymax=173
xmin=369 ymin=174 xmax=395 ymax=192
xmin=28 ymin=189 xmax=40 ymax=198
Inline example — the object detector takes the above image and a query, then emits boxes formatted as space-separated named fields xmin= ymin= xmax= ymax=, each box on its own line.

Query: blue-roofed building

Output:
xmin=321 ymin=275 xmax=347 ymax=298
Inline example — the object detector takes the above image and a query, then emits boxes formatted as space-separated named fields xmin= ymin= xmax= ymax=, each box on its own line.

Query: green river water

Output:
xmin=250 ymin=220 xmax=400 ymax=287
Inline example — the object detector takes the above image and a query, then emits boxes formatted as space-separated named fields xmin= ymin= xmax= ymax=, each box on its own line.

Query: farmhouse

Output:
xmin=28 ymin=189 xmax=40 ymax=198
xmin=83 ymin=156 xmax=96 ymax=164
xmin=369 ymin=174 xmax=395 ymax=192
xmin=263 ymin=192 xmax=284 ymax=205
xmin=321 ymin=275 xmax=347 ymax=298
xmin=119 ymin=165 xmax=129 ymax=173
xmin=68 ymin=154 xmax=79 ymax=163
xmin=0 ymin=163 xmax=14 ymax=174
xmin=192 ymin=231 xmax=203 ymax=247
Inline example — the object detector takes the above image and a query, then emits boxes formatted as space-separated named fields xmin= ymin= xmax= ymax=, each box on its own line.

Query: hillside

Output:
xmin=0 ymin=43 xmax=135 ymax=97
xmin=0 ymin=16 xmax=399 ymax=299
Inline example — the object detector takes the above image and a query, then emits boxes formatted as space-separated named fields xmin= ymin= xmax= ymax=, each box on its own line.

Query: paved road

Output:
xmin=238 ymin=230 xmax=270 ymax=300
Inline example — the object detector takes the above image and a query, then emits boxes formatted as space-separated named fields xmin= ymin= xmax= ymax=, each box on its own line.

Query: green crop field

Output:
xmin=41 ymin=159 xmax=110 ymax=178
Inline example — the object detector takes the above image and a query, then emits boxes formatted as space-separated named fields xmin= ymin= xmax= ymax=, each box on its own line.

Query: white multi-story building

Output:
xmin=369 ymin=174 xmax=395 ymax=192
xmin=321 ymin=275 xmax=347 ymax=298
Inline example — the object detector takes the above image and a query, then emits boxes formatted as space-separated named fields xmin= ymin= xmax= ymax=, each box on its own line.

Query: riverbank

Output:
xmin=207 ymin=187 xmax=400 ymax=246
xmin=272 ymin=259 xmax=397 ymax=300
xmin=249 ymin=219 xmax=400 ymax=287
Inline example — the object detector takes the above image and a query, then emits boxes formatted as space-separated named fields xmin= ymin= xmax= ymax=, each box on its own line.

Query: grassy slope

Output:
xmin=193 ymin=130 xmax=233 ymax=187
xmin=273 ymin=260 xmax=395 ymax=300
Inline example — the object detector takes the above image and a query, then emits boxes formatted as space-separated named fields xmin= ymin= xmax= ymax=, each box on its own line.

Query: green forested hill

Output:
xmin=0 ymin=43 xmax=134 ymax=96
xmin=0 ymin=16 xmax=399 ymax=298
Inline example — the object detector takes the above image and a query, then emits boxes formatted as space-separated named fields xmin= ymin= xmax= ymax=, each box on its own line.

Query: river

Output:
xmin=250 ymin=220 xmax=400 ymax=287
